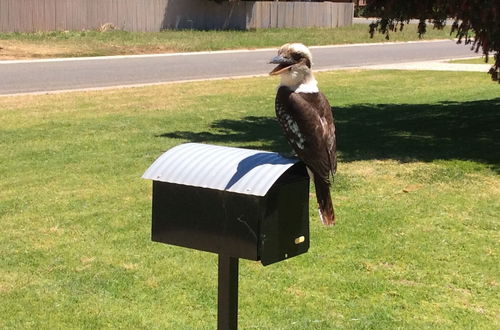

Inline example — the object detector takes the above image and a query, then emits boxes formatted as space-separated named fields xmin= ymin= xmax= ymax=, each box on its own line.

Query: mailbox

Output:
xmin=142 ymin=143 xmax=310 ymax=265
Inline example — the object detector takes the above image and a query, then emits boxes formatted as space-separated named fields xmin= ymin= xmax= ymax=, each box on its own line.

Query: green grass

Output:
xmin=0 ymin=24 xmax=453 ymax=59
xmin=1 ymin=70 xmax=499 ymax=329
xmin=448 ymin=57 xmax=491 ymax=64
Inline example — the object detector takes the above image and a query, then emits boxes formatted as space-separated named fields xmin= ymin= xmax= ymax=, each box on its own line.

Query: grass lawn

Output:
xmin=0 ymin=70 xmax=499 ymax=329
xmin=448 ymin=57 xmax=491 ymax=64
xmin=0 ymin=24 xmax=453 ymax=60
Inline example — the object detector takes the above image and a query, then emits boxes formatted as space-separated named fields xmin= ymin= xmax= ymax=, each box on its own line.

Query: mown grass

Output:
xmin=0 ymin=24 xmax=453 ymax=60
xmin=0 ymin=70 xmax=498 ymax=329
xmin=448 ymin=57 xmax=491 ymax=64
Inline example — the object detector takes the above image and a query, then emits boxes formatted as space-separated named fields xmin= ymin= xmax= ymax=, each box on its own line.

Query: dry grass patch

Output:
xmin=0 ymin=40 xmax=89 ymax=60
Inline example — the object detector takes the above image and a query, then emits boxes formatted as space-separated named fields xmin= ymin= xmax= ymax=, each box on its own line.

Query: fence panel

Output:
xmin=0 ymin=0 xmax=353 ymax=33
xmin=10 ymin=0 xmax=21 ymax=32
xmin=0 ymin=0 xmax=8 ymax=32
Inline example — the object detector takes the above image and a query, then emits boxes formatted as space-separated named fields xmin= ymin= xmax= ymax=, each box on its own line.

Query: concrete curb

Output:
xmin=362 ymin=59 xmax=491 ymax=72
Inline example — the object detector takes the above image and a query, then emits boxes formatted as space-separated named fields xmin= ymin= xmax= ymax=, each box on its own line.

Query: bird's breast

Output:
xmin=275 ymin=99 xmax=305 ymax=150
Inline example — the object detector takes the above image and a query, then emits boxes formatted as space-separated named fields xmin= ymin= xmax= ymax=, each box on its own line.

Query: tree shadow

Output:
xmin=159 ymin=98 xmax=500 ymax=172
xmin=158 ymin=115 xmax=290 ymax=152
xmin=161 ymin=0 xmax=249 ymax=30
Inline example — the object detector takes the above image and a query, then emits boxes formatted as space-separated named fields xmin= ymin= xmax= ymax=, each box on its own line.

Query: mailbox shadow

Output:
xmin=159 ymin=98 xmax=500 ymax=172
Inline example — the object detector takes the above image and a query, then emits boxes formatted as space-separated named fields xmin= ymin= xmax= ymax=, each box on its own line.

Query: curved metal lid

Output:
xmin=142 ymin=143 xmax=300 ymax=196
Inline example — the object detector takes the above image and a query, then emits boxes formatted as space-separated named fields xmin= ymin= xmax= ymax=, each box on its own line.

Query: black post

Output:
xmin=217 ymin=254 xmax=239 ymax=330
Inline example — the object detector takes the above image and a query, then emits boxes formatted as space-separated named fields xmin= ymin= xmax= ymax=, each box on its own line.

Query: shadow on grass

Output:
xmin=159 ymin=116 xmax=290 ymax=152
xmin=159 ymin=98 xmax=500 ymax=171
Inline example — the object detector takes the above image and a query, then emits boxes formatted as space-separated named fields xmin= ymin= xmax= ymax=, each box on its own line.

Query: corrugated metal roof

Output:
xmin=142 ymin=143 xmax=300 ymax=196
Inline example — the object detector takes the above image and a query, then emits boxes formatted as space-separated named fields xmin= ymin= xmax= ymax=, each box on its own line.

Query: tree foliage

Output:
xmin=365 ymin=0 xmax=499 ymax=82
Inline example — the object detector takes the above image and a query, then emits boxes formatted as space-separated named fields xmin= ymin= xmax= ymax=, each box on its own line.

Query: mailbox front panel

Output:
xmin=259 ymin=177 xmax=310 ymax=266
xmin=151 ymin=181 xmax=263 ymax=260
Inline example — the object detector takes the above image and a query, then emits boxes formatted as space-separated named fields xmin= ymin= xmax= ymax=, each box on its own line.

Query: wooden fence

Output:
xmin=247 ymin=1 xmax=353 ymax=29
xmin=0 ymin=0 xmax=353 ymax=33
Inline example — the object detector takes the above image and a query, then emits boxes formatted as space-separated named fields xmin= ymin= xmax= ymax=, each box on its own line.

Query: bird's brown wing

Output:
xmin=276 ymin=87 xmax=336 ymax=181
xmin=310 ymin=91 xmax=337 ymax=176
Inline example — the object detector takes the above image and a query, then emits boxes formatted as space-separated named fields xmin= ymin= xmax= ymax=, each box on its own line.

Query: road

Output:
xmin=0 ymin=40 xmax=476 ymax=95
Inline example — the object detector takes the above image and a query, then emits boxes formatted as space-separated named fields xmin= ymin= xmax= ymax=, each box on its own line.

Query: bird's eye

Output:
xmin=292 ymin=53 xmax=302 ymax=61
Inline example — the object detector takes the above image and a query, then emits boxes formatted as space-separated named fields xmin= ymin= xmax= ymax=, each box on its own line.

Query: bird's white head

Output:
xmin=269 ymin=43 xmax=318 ymax=93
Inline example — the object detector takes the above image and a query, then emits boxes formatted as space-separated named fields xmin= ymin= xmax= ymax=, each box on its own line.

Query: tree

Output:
xmin=364 ymin=0 xmax=499 ymax=82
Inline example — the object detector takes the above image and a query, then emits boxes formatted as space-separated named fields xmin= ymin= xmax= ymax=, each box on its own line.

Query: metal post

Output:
xmin=217 ymin=254 xmax=239 ymax=330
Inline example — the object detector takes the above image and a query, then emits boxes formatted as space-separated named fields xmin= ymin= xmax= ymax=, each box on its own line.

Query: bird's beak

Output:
xmin=269 ymin=55 xmax=295 ymax=75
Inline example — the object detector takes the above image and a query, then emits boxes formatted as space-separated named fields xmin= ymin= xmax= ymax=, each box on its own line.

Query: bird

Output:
xmin=269 ymin=43 xmax=337 ymax=226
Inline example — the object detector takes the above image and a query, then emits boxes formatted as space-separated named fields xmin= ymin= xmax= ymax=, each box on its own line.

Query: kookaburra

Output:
xmin=269 ymin=43 xmax=337 ymax=226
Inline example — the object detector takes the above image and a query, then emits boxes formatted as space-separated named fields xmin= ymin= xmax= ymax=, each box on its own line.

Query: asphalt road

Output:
xmin=0 ymin=40 xmax=476 ymax=95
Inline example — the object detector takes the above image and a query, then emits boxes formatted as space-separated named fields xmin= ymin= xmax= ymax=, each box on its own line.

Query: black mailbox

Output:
xmin=143 ymin=143 xmax=310 ymax=266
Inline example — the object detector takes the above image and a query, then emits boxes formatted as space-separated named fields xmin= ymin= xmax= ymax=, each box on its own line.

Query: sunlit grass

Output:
xmin=448 ymin=57 xmax=491 ymax=64
xmin=0 ymin=24 xmax=453 ymax=60
xmin=0 ymin=70 xmax=498 ymax=328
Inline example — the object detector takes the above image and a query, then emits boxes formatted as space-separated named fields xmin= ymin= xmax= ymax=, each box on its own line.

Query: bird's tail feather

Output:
xmin=313 ymin=175 xmax=335 ymax=226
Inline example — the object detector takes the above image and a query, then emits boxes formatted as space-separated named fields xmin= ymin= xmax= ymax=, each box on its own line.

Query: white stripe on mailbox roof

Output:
xmin=142 ymin=143 xmax=300 ymax=196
